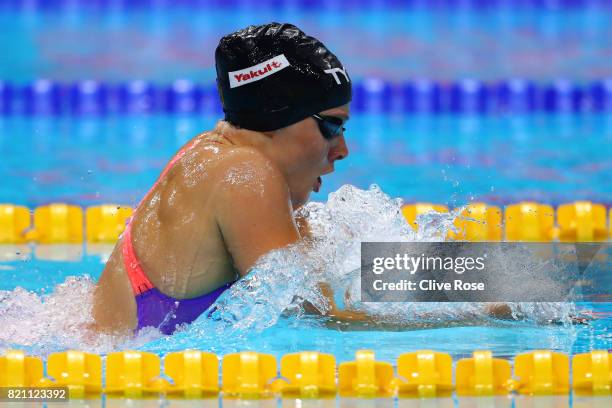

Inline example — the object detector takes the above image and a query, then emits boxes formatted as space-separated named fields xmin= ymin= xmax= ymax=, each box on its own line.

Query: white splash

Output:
xmin=0 ymin=276 xmax=161 ymax=357
xmin=143 ymin=184 xmax=576 ymax=353
xmin=0 ymin=184 xmax=576 ymax=356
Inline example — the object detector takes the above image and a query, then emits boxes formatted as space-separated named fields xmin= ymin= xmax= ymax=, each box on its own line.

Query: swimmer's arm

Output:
xmin=486 ymin=303 xmax=591 ymax=324
xmin=308 ymin=285 xmax=490 ymax=328
xmin=302 ymin=283 xmax=373 ymax=323
xmin=213 ymin=150 xmax=301 ymax=276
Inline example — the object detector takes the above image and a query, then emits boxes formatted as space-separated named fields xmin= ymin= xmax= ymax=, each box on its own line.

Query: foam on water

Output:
xmin=0 ymin=276 xmax=162 ymax=356
xmin=0 ymin=184 xmax=576 ymax=356
xmin=143 ymin=185 xmax=576 ymax=354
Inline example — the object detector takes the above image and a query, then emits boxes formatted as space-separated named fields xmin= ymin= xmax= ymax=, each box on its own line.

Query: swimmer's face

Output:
xmin=270 ymin=104 xmax=350 ymax=209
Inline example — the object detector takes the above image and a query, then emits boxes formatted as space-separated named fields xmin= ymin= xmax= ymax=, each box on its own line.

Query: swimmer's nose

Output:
xmin=328 ymin=136 xmax=349 ymax=164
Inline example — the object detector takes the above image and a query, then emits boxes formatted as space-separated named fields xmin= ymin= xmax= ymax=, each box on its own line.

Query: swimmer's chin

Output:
xmin=292 ymin=197 xmax=310 ymax=210
xmin=292 ymin=177 xmax=323 ymax=208
xmin=313 ymin=176 xmax=322 ymax=193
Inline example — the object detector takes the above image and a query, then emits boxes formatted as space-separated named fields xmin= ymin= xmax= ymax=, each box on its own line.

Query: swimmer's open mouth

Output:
xmin=313 ymin=176 xmax=322 ymax=193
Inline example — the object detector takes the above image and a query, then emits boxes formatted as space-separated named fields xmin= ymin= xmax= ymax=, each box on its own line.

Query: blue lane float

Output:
xmin=70 ymin=81 xmax=109 ymax=116
xmin=3 ymin=79 xmax=612 ymax=116
xmin=352 ymin=78 xmax=395 ymax=114
xmin=23 ymin=79 xmax=63 ymax=116
xmin=494 ymin=79 xmax=538 ymax=114
xmin=543 ymin=79 xmax=584 ymax=113
xmin=402 ymin=80 xmax=442 ymax=114
xmin=449 ymin=79 xmax=490 ymax=114
xmin=200 ymin=83 xmax=224 ymax=115
xmin=165 ymin=80 xmax=203 ymax=114
xmin=117 ymin=80 xmax=159 ymax=114
xmin=590 ymin=79 xmax=612 ymax=112
xmin=0 ymin=82 xmax=13 ymax=115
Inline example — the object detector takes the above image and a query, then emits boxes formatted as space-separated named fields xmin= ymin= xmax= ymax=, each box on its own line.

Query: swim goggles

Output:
xmin=311 ymin=114 xmax=346 ymax=140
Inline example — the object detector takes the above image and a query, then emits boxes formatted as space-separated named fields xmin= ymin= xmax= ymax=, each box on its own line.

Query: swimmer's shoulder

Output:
xmin=183 ymin=129 xmax=289 ymax=200
xmin=194 ymin=130 xmax=276 ymax=168
xmin=198 ymin=144 xmax=291 ymax=212
xmin=212 ymin=145 xmax=287 ymax=191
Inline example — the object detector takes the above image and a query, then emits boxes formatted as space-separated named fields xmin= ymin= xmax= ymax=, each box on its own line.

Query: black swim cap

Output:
xmin=215 ymin=22 xmax=352 ymax=131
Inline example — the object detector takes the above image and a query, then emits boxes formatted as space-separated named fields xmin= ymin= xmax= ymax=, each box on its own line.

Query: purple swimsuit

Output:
xmin=134 ymin=284 xmax=233 ymax=335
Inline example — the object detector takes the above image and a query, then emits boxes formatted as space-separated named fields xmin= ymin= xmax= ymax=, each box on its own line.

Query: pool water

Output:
xmin=1 ymin=110 xmax=611 ymax=360
xmin=0 ymin=3 xmax=610 ymax=391
xmin=0 ymin=247 xmax=610 ymax=362
xmin=1 ymin=177 xmax=611 ymax=361
xmin=1 ymin=6 xmax=611 ymax=81
xmin=2 ymin=113 xmax=612 ymax=207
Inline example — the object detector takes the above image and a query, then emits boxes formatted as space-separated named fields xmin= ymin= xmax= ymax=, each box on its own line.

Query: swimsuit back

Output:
xmin=121 ymin=139 xmax=234 ymax=334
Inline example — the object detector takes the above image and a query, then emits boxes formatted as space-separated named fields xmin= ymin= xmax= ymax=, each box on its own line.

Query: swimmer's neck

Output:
xmin=212 ymin=120 xmax=273 ymax=149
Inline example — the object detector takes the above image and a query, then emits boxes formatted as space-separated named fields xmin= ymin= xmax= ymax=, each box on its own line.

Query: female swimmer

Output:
xmin=92 ymin=23 xmax=361 ymax=334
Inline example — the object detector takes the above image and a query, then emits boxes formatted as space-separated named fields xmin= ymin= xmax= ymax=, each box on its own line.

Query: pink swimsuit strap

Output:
xmin=122 ymin=141 xmax=196 ymax=296
xmin=122 ymin=223 xmax=153 ymax=295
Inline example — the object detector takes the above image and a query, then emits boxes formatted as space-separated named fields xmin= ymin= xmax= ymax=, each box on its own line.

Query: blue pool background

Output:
xmin=1 ymin=114 xmax=612 ymax=207
xmin=0 ymin=1 xmax=611 ymax=361
xmin=0 ymin=2 xmax=611 ymax=207
xmin=1 ymin=2 xmax=612 ymax=81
